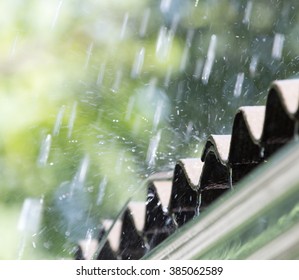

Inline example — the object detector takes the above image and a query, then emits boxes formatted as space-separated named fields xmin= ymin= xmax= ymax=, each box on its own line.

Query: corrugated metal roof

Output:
xmin=76 ymin=78 xmax=299 ymax=260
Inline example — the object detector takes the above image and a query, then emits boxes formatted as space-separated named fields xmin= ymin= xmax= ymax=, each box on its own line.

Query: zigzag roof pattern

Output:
xmin=75 ymin=79 xmax=299 ymax=260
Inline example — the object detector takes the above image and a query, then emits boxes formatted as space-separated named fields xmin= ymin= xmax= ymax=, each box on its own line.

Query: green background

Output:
xmin=0 ymin=0 xmax=299 ymax=259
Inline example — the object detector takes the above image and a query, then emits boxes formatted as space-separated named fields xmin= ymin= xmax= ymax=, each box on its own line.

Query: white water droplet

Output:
xmin=146 ymin=192 xmax=155 ymax=205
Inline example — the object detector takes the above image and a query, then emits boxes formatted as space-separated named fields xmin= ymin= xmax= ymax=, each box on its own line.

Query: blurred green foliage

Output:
xmin=0 ymin=0 xmax=299 ymax=259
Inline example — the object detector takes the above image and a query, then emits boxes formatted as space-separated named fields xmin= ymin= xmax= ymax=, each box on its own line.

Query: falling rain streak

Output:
xmin=38 ymin=134 xmax=52 ymax=166
xmin=9 ymin=35 xmax=18 ymax=59
xmin=146 ymin=130 xmax=162 ymax=168
xmin=193 ymin=59 xmax=204 ymax=80
xmin=97 ymin=177 xmax=108 ymax=205
xmin=152 ymin=100 xmax=163 ymax=132
xmin=51 ymin=0 xmax=63 ymax=30
xmin=139 ymin=8 xmax=150 ymax=37
xmin=160 ymin=0 xmax=172 ymax=13
xmin=164 ymin=66 xmax=173 ymax=88
xmin=68 ymin=101 xmax=77 ymax=138
xmin=202 ymin=34 xmax=217 ymax=85
xmin=96 ymin=63 xmax=106 ymax=87
xmin=53 ymin=105 xmax=66 ymax=136
xmin=234 ymin=73 xmax=245 ymax=98
xmin=81 ymin=229 xmax=97 ymax=260
xmin=249 ymin=55 xmax=259 ymax=77
xmin=272 ymin=33 xmax=285 ymax=60
xmin=120 ymin=13 xmax=129 ymax=40
xmin=156 ymin=26 xmax=173 ymax=60
xmin=131 ymin=47 xmax=145 ymax=78
xmin=3 ymin=0 xmax=299 ymax=260
xmin=18 ymin=198 xmax=43 ymax=234
xmin=17 ymin=198 xmax=43 ymax=259
xmin=185 ymin=121 xmax=193 ymax=142
xmin=125 ymin=96 xmax=135 ymax=121
xmin=111 ymin=69 xmax=122 ymax=92
xmin=115 ymin=150 xmax=125 ymax=175
xmin=72 ymin=155 xmax=90 ymax=190
xmin=84 ymin=42 xmax=94 ymax=70
xmin=180 ymin=29 xmax=194 ymax=72
xmin=243 ymin=1 xmax=253 ymax=25
xmin=180 ymin=46 xmax=189 ymax=72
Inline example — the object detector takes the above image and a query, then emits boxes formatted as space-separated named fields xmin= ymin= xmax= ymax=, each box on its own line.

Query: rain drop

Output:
xmin=249 ymin=55 xmax=259 ymax=77
xmin=51 ymin=0 xmax=63 ymax=30
xmin=9 ymin=35 xmax=19 ymax=59
xmin=139 ymin=8 xmax=151 ymax=37
xmin=160 ymin=0 xmax=172 ymax=13
xmin=68 ymin=101 xmax=77 ymax=139
xmin=53 ymin=105 xmax=66 ymax=136
xmin=156 ymin=26 xmax=173 ymax=60
xmin=131 ymin=47 xmax=145 ymax=78
xmin=125 ymin=96 xmax=135 ymax=121
xmin=243 ymin=1 xmax=253 ymax=26
xmin=146 ymin=130 xmax=162 ymax=167
xmin=202 ymin=34 xmax=217 ymax=85
xmin=272 ymin=33 xmax=285 ymax=60
xmin=120 ymin=13 xmax=129 ymax=40
xmin=193 ymin=59 xmax=204 ymax=80
xmin=111 ymin=69 xmax=122 ymax=92
xmin=152 ymin=100 xmax=163 ymax=132
xmin=97 ymin=177 xmax=108 ymax=205
xmin=234 ymin=72 xmax=245 ymax=98
xmin=96 ymin=63 xmax=106 ymax=87
xmin=38 ymin=134 xmax=52 ymax=166
xmin=84 ymin=42 xmax=94 ymax=70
